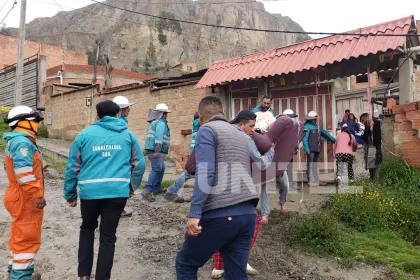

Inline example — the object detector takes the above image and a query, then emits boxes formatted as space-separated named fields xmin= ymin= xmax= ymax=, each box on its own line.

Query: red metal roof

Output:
xmin=196 ymin=16 xmax=415 ymax=88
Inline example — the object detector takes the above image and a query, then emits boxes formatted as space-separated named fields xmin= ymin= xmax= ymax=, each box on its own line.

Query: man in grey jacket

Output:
xmin=176 ymin=97 xmax=260 ymax=280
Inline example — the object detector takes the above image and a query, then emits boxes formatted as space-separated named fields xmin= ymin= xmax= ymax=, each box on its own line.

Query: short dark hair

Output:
xmin=262 ymin=95 xmax=273 ymax=101
xmin=360 ymin=113 xmax=369 ymax=121
xmin=198 ymin=96 xmax=223 ymax=119
xmin=96 ymin=100 xmax=120 ymax=119
xmin=345 ymin=109 xmax=350 ymax=113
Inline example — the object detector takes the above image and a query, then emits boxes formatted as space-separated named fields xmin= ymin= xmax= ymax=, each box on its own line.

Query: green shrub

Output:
xmin=331 ymin=190 xmax=390 ymax=232
xmin=293 ymin=211 xmax=352 ymax=256
xmin=37 ymin=125 xmax=48 ymax=138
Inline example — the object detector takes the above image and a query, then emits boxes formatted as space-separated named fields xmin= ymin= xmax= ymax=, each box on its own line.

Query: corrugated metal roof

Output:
xmin=196 ymin=16 xmax=415 ymax=88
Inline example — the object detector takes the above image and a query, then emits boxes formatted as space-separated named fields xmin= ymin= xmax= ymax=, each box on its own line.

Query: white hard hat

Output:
xmin=155 ymin=103 xmax=170 ymax=112
xmin=112 ymin=96 xmax=135 ymax=109
xmin=5 ymin=106 xmax=42 ymax=127
xmin=283 ymin=109 xmax=294 ymax=115
xmin=305 ymin=111 xmax=318 ymax=120
xmin=308 ymin=111 xmax=318 ymax=117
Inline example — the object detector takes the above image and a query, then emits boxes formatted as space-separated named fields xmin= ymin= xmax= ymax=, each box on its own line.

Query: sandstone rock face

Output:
xmin=10 ymin=0 xmax=310 ymax=71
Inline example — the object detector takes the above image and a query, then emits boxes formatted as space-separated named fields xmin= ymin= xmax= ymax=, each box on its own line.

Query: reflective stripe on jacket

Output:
xmin=144 ymin=118 xmax=170 ymax=154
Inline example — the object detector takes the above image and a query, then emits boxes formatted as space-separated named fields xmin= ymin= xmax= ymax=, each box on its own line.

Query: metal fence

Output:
xmin=0 ymin=56 xmax=38 ymax=108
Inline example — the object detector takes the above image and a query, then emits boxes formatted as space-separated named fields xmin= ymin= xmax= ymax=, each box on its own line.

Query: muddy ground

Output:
xmin=0 ymin=163 xmax=390 ymax=280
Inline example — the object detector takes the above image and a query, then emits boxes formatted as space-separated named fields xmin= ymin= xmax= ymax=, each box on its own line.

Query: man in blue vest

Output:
xmin=64 ymin=100 xmax=145 ymax=280
xmin=164 ymin=112 xmax=199 ymax=203
xmin=142 ymin=103 xmax=171 ymax=202
xmin=113 ymin=95 xmax=136 ymax=217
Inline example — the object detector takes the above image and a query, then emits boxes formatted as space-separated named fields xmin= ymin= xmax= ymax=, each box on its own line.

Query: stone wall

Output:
xmin=44 ymin=82 xmax=212 ymax=167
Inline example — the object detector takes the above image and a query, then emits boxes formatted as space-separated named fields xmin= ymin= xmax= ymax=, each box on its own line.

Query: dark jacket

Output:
xmin=363 ymin=118 xmax=382 ymax=166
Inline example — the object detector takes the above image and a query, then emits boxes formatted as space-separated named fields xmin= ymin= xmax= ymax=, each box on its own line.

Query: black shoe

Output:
xmin=164 ymin=192 xmax=185 ymax=203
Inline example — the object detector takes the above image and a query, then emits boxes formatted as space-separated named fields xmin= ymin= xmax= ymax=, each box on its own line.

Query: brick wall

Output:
xmin=393 ymin=102 xmax=420 ymax=167
xmin=349 ymin=72 xmax=379 ymax=89
xmin=45 ymin=82 xmax=212 ymax=164
xmin=0 ymin=35 xmax=88 ymax=69
xmin=46 ymin=85 xmax=99 ymax=140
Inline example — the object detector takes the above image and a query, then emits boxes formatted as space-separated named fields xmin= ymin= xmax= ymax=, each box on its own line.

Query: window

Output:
xmin=186 ymin=66 xmax=193 ymax=72
xmin=356 ymin=75 xmax=368 ymax=83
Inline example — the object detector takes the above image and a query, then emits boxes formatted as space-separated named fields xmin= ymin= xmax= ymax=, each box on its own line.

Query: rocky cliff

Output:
xmin=11 ymin=0 xmax=310 ymax=72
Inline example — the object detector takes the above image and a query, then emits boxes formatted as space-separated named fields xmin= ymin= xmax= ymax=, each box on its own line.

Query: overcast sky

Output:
xmin=1 ymin=0 xmax=420 ymax=39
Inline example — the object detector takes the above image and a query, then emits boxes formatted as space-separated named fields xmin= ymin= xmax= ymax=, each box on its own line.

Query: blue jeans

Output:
xmin=167 ymin=170 xmax=193 ymax=194
xmin=144 ymin=154 xmax=165 ymax=192
xmin=307 ymin=152 xmax=320 ymax=182
xmin=176 ymin=214 xmax=256 ymax=280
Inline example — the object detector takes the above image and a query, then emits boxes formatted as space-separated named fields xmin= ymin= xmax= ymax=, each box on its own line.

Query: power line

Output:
xmin=0 ymin=0 xmax=17 ymax=25
xmin=34 ymin=0 xmax=260 ymax=53
xmin=0 ymin=0 xmax=10 ymax=15
xmin=91 ymin=0 xmax=420 ymax=37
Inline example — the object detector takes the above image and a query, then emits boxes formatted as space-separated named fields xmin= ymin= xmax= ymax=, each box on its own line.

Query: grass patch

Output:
xmin=288 ymin=158 xmax=420 ymax=279
xmin=42 ymin=153 xmax=67 ymax=173
xmin=0 ymin=115 xmax=10 ymax=150
xmin=153 ymin=179 xmax=193 ymax=189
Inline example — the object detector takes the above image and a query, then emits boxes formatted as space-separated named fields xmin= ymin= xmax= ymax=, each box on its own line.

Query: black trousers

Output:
xmin=78 ymin=198 xmax=127 ymax=280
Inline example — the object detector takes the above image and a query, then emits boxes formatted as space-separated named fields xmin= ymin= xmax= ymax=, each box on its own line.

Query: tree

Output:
xmin=147 ymin=41 xmax=157 ymax=66
xmin=86 ymin=47 xmax=106 ymax=66
xmin=142 ymin=57 xmax=152 ymax=71
xmin=0 ymin=23 xmax=11 ymax=36
xmin=155 ymin=11 xmax=182 ymax=68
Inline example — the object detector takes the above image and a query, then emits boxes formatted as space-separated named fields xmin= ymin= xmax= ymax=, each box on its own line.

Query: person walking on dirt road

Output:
xmin=176 ymin=96 xmax=259 ymax=280
xmin=142 ymin=103 xmax=171 ymax=202
xmin=303 ymin=111 xmax=336 ymax=187
xmin=210 ymin=109 xmax=275 ymax=279
xmin=113 ymin=95 xmax=136 ymax=217
xmin=64 ymin=100 xmax=145 ymax=280
xmin=3 ymin=106 xmax=46 ymax=280
xmin=164 ymin=111 xmax=199 ymax=203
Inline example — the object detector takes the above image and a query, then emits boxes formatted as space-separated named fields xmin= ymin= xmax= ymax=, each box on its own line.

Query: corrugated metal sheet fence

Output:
xmin=0 ymin=57 xmax=38 ymax=108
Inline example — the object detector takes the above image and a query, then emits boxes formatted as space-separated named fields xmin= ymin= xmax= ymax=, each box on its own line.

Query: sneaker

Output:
xmin=153 ymin=189 xmax=166 ymax=195
xmin=349 ymin=179 xmax=355 ymax=184
xmin=246 ymin=263 xmax=259 ymax=275
xmin=141 ymin=191 xmax=155 ymax=202
xmin=211 ymin=269 xmax=224 ymax=279
xmin=121 ymin=209 xmax=133 ymax=217
xmin=164 ymin=192 xmax=185 ymax=203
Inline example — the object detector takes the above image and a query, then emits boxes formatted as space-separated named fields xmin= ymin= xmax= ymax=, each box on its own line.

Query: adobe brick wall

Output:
xmin=349 ymin=73 xmax=379 ymax=89
xmin=45 ymin=83 xmax=212 ymax=166
xmin=46 ymin=85 xmax=99 ymax=140
xmin=393 ymin=101 xmax=420 ymax=167
xmin=0 ymin=35 xmax=88 ymax=69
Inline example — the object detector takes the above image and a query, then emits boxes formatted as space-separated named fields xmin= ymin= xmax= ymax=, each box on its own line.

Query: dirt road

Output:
xmin=0 ymin=165 xmax=387 ymax=280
